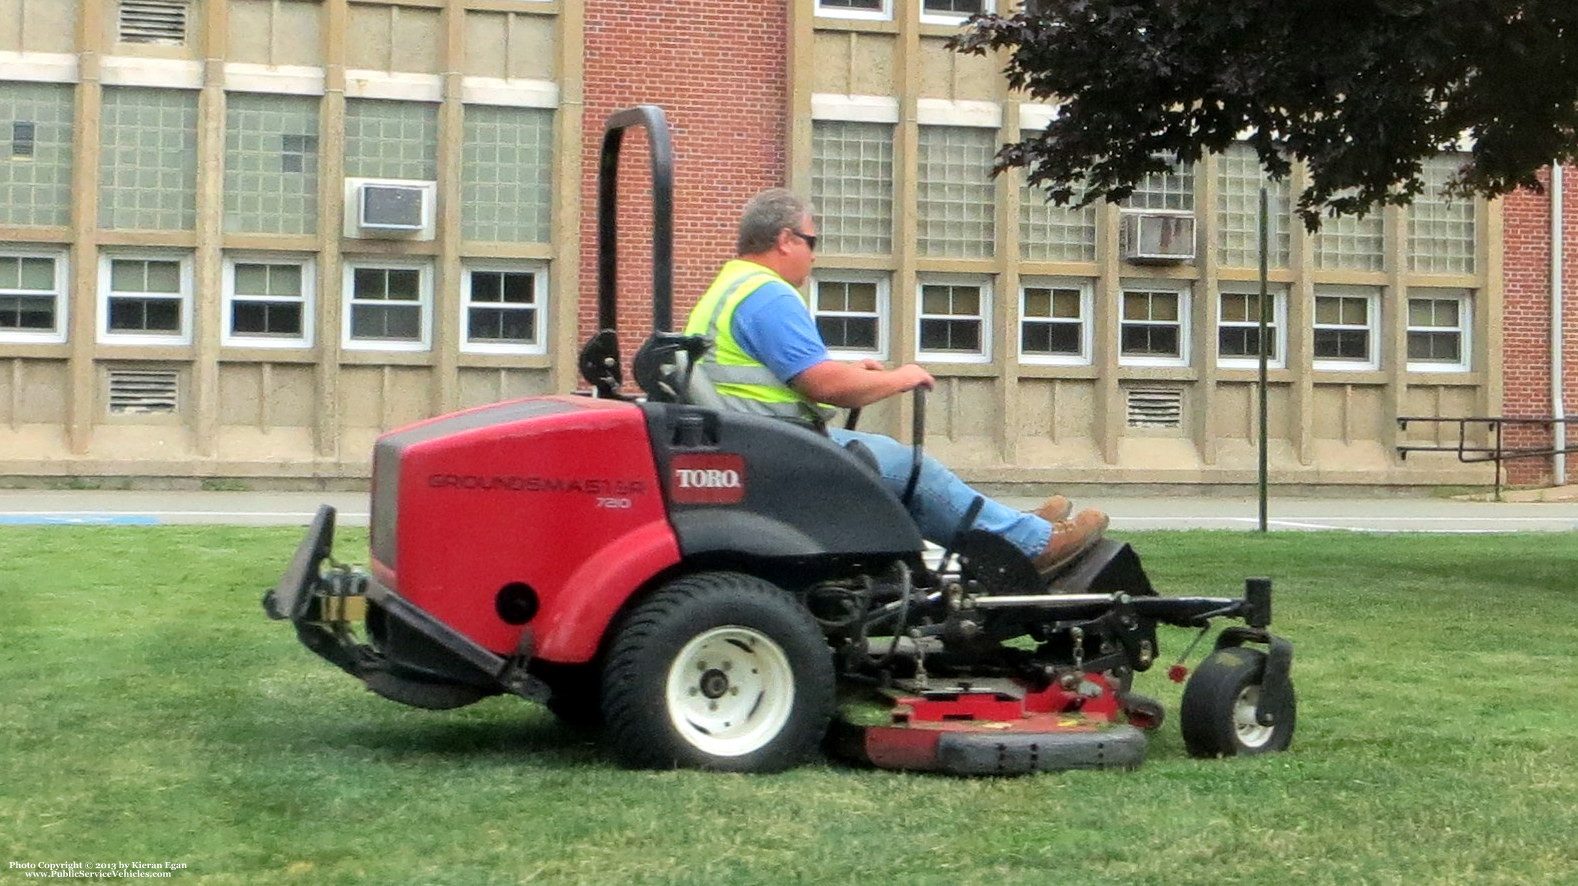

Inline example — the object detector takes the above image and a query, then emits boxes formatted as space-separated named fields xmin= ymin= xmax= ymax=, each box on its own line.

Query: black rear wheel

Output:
xmin=1179 ymin=646 xmax=1295 ymax=758
xmin=601 ymin=572 xmax=835 ymax=772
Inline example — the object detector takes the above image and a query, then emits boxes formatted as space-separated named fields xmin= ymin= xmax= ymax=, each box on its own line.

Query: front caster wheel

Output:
xmin=601 ymin=572 xmax=835 ymax=773
xmin=1179 ymin=647 xmax=1295 ymax=758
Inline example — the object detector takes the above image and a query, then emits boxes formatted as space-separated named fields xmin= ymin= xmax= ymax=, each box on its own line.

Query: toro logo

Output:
xmin=669 ymin=453 xmax=746 ymax=505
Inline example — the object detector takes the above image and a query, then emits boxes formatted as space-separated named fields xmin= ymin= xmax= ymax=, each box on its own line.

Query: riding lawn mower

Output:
xmin=262 ymin=106 xmax=1297 ymax=775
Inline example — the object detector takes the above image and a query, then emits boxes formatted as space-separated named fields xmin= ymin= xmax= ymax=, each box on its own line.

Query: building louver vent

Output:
xmin=118 ymin=0 xmax=189 ymax=45
xmin=1126 ymin=388 xmax=1183 ymax=429
xmin=108 ymin=369 xmax=179 ymax=415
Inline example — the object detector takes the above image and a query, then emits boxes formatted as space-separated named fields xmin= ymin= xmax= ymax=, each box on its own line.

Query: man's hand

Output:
xmin=791 ymin=360 xmax=935 ymax=408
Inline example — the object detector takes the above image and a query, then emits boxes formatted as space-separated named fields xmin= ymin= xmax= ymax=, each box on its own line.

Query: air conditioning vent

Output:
xmin=1120 ymin=211 xmax=1196 ymax=263
xmin=108 ymin=369 xmax=179 ymax=415
xmin=343 ymin=178 xmax=437 ymax=240
xmin=118 ymin=0 xmax=189 ymax=45
xmin=1126 ymin=388 xmax=1183 ymax=429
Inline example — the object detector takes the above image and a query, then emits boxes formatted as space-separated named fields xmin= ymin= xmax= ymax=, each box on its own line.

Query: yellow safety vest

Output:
xmin=684 ymin=259 xmax=832 ymax=422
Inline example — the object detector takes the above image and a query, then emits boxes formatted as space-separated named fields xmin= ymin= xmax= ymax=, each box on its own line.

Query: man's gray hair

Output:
xmin=737 ymin=188 xmax=813 ymax=255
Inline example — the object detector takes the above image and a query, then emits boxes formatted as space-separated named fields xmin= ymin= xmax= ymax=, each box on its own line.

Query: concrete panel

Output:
xmin=218 ymin=364 xmax=265 ymax=426
xmin=229 ymin=0 xmax=322 ymax=67
xmin=86 ymin=425 xmax=196 ymax=461
xmin=216 ymin=426 xmax=316 ymax=462
xmin=1016 ymin=377 xmax=1096 ymax=444
xmin=1212 ymin=381 xmax=1294 ymax=442
xmin=462 ymin=11 xmax=511 ymax=79
xmin=504 ymin=13 xmax=556 ymax=82
xmin=915 ymin=36 xmax=998 ymax=101
xmin=390 ymin=5 xmax=441 ymax=75
xmin=0 ymin=0 xmax=81 ymax=53
xmin=847 ymin=33 xmax=897 ymax=96
xmin=217 ymin=363 xmax=318 ymax=429
xmin=1312 ymin=382 xmax=1386 ymax=444
xmin=924 ymin=377 xmax=999 ymax=466
xmin=809 ymin=31 xmax=852 ymax=95
xmin=1 ymin=359 xmax=69 ymax=424
xmin=340 ymin=365 xmax=434 ymax=432
xmin=455 ymin=366 xmax=553 ymax=408
xmin=338 ymin=366 xmax=385 ymax=428
xmin=345 ymin=4 xmax=394 ymax=71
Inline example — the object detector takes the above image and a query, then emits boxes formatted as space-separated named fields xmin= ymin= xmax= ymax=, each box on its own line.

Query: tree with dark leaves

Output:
xmin=950 ymin=1 xmax=1578 ymax=229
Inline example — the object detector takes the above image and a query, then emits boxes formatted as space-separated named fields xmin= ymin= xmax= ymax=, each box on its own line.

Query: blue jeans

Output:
xmin=828 ymin=428 xmax=1051 ymax=558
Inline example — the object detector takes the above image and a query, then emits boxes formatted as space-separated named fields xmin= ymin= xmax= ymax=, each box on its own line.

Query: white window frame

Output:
xmin=1312 ymin=284 xmax=1382 ymax=371
xmin=0 ymin=249 xmax=68 ymax=344
xmin=222 ymin=254 xmax=315 ymax=349
xmin=1118 ymin=281 xmax=1191 ymax=368
xmin=1017 ymin=277 xmax=1092 ymax=366
xmin=815 ymin=0 xmax=893 ymax=22
xmin=460 ymin=262 xmax=548 ymax=356
xmin=811 ymin=272 xmax=889 ymax=361
xmin=1216 ymin=283 xmax=1287 ymax=370
xmin=1405 ymin=289 xmax=1472 ymax=373
xmin=97 ymin=251 xmax=193 ymax=346
xmin=341 ymin=258 xmax=433 ymax=352
xmin=920 ymin=0 xmax=991 ymax=25
xmin=916 ymin=275 xmax=992 ymax=364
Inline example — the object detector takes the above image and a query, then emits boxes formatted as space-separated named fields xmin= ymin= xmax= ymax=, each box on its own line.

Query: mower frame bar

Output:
xmin=597 ymin=105 xmax=675 ymax=333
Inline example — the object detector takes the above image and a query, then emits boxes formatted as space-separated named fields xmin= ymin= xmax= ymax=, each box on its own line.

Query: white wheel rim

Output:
xmin=1232 ymin=685 xmax=1276 ymax=749
xmin=664 ymin=626 xmax=796 ymax=758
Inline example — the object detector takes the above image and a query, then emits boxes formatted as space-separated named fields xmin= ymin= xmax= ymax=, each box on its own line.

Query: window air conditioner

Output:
xmin=343 ymin=178 xmax=437 ymax=240
xmin=1120 ymin=211 xmax=1196 ymax=263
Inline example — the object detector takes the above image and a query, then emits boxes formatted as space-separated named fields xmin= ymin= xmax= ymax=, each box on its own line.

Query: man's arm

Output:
xmin=790 ymin=360 xmax=935 ymax=409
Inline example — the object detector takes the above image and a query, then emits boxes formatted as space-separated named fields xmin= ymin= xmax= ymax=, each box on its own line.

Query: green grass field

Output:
xmin=3 ymin=526 xmax=1577 ymax=886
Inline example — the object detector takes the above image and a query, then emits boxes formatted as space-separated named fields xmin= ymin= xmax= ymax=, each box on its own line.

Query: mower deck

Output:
xmin=828 ymin=680 xmax=1148 ymax=775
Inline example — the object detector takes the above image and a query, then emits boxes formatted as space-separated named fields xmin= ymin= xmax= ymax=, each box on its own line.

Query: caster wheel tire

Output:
xmin=601 ymin=572 xmax=835 ymax=773
xmin=1179 ymin=646 xmax=1295 ymax=758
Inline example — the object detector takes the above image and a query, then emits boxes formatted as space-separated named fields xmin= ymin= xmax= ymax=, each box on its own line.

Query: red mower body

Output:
xmin=367 ymin=395 xmax=680 ymax=662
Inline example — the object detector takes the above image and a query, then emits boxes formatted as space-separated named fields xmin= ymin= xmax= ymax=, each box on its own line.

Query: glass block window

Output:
xmin=461 ymin=106 xmax=553 ymax=244
xmin=1217 ymin=143 xmax=1290 ymax=268
xmin=1314 ymin=210 xmax=1385 ymax=271
xmin=1124 ymin=160 xmax=1194 ymax=211
xmin=1020 ymin=178 xmax=1096 ymax=262
xmin=344 ymin=99 xmax=438 ymax=181
xmin=917 ymin=278 xmax=989 ymax=361
xmin=812 ymin=121 xmax=893 ymax=256
xmin=1217 ymin=285 xmax=1286 ymax=369
xmin=0 ymin=82 xmax=73 ymax=227
xmin=812 ymin=274 xmax=888 ymax=359
xmin=1313 ymin=285 xmax=1380 ymax=369
xmin=223 ymin=93 xmax=320 ymax=235
xmin=98 ymin=254 xmax=191 ymax=344
xmin=816 ymin=0 xmax=890 ymax=19
xmin=1019 ymin=279 xmax=1090 ymax=364
xmin=918 ymin=126 xmax=996 ymax=259
xmin=1406 ymin=289 xmax=1471 ymax=371
xmin=223 ymin=257 xmax=312 ymax=348
xmin=99 ymin=88 xmax=198 ymax=231
xmin=1409 ymin=154 xmax=1475 ymax=275
xmin=1119 ymin=284 xmax=1189 ymax=365
xmin=343 ymin=261 xmax=431 ymax=351
xmin=0 ymin=253 xmax=67 ymax=343
xmin=462 ymin=264 xmax=546 ymax=354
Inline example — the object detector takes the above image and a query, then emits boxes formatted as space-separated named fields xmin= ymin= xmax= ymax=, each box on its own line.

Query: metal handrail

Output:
xmin=1396 ymin=415 xmax=1578 ymax=500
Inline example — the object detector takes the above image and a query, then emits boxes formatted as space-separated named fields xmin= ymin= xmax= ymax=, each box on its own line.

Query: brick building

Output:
xmin=0 ymin=0 xmax=1571 ymax=490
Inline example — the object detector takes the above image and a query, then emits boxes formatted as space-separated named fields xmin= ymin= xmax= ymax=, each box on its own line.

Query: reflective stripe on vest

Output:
xmin=684 ymin=260 xmax=832 ymax=421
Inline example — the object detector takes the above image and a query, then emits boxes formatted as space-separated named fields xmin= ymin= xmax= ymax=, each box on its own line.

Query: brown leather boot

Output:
xmin=1032 ymin=508 xmax=1109 ymax=576
xmin=1030 ymin=494 xmax=1072 ymax=522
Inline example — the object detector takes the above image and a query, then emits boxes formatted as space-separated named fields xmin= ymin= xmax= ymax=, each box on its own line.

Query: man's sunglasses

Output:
xmin=789 ymin=229 xmax=818 ymax=252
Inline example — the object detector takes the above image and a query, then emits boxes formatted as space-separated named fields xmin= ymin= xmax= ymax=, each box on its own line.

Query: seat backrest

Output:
xmin=631 ymin=332 xmax=715 ymax=404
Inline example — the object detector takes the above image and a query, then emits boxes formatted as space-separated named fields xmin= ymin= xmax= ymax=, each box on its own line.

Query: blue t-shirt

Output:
xmin=730 ymin=277 xmax=831 ymax=383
